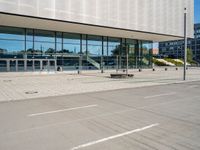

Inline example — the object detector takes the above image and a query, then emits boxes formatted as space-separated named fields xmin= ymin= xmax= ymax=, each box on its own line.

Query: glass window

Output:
xmin=106 ymin=37 xmax=121 ymax=69
xmin=126 ymin=39 xmax=138 ymax=68
xmin=87 ymin=35 xmax=102 ymax=57
xmin=82 ymin=34 xmax=87 ymax=55
xmin=108 ymin=37 xmax=121 ymax=56
xmin=56 ymin=32 xmax=62 ymax=53
xmin=26 ymin=29 xmax=34 ymax=57
xmin=63 ymin=33 xmax=80 ymax=55
xmin=0 ymin=26 xmax=25 ymax=58
xmin=103 ymin=37 xmax=108 ymax=57
xmin=141 ymin=41 xmax=153 ymax=68
xmin=34 ymin=30 xmax=55 ymax=58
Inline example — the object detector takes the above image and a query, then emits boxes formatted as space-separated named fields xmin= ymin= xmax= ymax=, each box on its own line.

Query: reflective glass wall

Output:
xmin=0 ymin=26 xmax=153 ymax=72
xmin=0 ymin=26 xmax=25 ymax=58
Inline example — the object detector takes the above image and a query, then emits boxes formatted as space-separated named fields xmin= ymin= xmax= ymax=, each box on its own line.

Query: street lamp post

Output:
xmin=183 ymin=7 xmax=187 ymax=81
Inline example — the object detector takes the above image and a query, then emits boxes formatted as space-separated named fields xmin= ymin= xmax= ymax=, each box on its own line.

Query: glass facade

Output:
xmin=0 ymin=26 xmax=153 ymax=72
xmin=0 ymin=26 xmax=25 ymax=58
xmin=159 ymin=24 xmax=200 ymax=63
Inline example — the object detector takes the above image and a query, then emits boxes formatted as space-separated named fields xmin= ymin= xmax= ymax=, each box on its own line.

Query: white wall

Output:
xmin=0 ymin=0 xmax=194 ymax=38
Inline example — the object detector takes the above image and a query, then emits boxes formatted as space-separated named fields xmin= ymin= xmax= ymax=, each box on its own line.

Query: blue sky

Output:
xmin=195 ymin=0 xmax=200 ymax=23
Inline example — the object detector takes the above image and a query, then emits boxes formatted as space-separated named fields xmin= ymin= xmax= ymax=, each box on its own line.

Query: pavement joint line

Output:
xmin=144 ymin=92 xmax=177 ymax=99
xmin=70 ymin=123 xmax=159 ymax=150
xmin=28 ymin=104 xmax=98 ymax=117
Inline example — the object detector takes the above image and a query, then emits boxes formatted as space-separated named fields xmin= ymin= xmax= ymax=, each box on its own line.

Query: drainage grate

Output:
xmin=25 ymin=91 xmax=38 ymax=94
xmin=3 ymin=80 xmax=12 ymax=82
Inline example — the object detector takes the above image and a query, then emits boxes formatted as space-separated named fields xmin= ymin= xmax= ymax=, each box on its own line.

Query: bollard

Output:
xmin=165 ymin=68 xmax=168 ymax=71
xmin=139 ymin=68 xmax=142 ymax=72
xmin=152 ymin=68 xmax=155 ymax=71
xmin=176 ymin=67 xmax=178 ymax=70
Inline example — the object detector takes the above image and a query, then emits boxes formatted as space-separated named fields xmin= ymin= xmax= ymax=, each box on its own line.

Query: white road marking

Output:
xmin=144 ymin=92 xmax=176 ymax=99
xmin=7 ymin=95 xmax=200 ymax=135
xmin=28 ymin=105 xmax=98 ymax=117
xmin=70 ymin=123 xmax=159 ymax=150
xmin=188 ymin=85 xmax=199 ymax=89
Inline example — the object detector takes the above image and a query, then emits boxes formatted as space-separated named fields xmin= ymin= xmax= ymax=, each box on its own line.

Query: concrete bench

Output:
xmin=110 ymin=73 xmax=134 ymax=79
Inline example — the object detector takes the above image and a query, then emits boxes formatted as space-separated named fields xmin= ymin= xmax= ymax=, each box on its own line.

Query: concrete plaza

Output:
xmin=0 ymin=67 xmax=200 ymax=102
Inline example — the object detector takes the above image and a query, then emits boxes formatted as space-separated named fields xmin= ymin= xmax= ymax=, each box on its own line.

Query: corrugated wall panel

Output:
xmin=0 ymin=0 xmax=194 ymax=37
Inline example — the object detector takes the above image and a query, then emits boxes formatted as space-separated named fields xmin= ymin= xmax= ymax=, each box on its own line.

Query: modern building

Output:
xmin=0 ymin=0 xmax=194 ymax=72
xmin=159 ymin=23 xmax=200 ymax=62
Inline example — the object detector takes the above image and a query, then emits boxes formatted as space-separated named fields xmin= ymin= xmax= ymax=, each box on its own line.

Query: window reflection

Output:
xmin=141 ymin=41 xmax=153 ymax=68
xmin=63 ymin=33 xmax=80 ymax=55
xmin=0 ymin=26 xmax=25 ymax=58
xmin=34 ymin=30 xmax=55 ymax=58
xmin=87 ymin=35 xmax=102 ymax=56
xmin=0 ymin=26 xmax=153 ymax=71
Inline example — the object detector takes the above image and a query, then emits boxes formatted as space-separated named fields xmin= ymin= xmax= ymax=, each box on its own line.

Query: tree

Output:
xmin=187 ymin=48 xmax=193 ymax=63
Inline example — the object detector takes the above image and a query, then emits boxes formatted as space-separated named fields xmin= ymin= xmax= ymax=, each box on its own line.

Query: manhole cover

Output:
xmin=25 ymin=91 xmax=38 ymax=94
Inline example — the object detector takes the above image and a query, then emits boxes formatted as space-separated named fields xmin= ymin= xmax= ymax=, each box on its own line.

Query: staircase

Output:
xmin=86 ymin=56 xmax=101 ymax=69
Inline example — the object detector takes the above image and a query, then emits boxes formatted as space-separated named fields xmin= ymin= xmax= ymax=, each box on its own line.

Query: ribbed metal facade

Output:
xmin=0 ymin=0 xmax=194 ymax=37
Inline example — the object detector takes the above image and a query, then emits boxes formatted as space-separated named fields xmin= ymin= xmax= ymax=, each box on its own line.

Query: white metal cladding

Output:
xmin=0 ymin=0 xmax=194 ymax=38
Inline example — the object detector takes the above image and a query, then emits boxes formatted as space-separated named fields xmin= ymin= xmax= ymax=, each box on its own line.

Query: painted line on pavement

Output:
xmin=144 ymin=92 xmax=176 ymax=99
xmin=70 ymin=123 xmax=159 ymax=150
xmin=188 ymin=85 xmax=199 ymax=89
xmin=28 ymin=104 xmax=98 ymax=117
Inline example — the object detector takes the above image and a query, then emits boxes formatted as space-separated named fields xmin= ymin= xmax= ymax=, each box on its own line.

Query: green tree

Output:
xmin=187 ymin=48 xmax=193 ymax=63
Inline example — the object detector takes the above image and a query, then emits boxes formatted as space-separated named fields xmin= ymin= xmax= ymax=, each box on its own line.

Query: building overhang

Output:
xmin=0 ymin=12 xmax=184 ymax=42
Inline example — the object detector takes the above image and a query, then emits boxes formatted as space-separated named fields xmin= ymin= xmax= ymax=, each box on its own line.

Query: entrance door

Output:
xmin=49 ymin=60 xmax=55 ymax=71
xmin=18 ymin=60 xmax=24 ymax=72
xmin=42 ymin=60 xmax=48 ymax=71
xmin=34 ymin=60 xmax=40 ymax=71
xmin=0 ymin=60 xmax=7 ymax=72
xmin=10 ymin=60 xmax=16 ymax=72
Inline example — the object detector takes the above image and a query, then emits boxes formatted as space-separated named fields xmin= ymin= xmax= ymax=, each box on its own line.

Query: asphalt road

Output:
xmin=0 ymin=81 xmax=200 ymax=150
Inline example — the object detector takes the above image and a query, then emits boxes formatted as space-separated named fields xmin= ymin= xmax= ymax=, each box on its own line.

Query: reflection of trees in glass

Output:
xmin=141 ymin=43 xmax=153 ymax=66
xmin=57 ymin=49 xmax=72 ymax=54
xmin=27 ymin=48 xmax=42 ymax=55
xmin=111 ymin=45 xmax=121 ymax=56
xmin=45 ymin=48 xmax=55 ymax=54
xmin=128 ymin=55 xmax=135 ymax=67
xmin=0 ymin=48 xmax=7 ymax=54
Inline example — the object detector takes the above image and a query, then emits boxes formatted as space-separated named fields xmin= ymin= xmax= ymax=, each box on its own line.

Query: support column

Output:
xmin=32 ymin=59 xmax=35 ymax=71
xmin=101 ymin=36 xmax=104 ymax=73
xmin=40 ymin=60 xmax=43 ymax=71
xmin=78 ymin=54 xmax=82 ymax=74
xmin=116 ymin=55 xmax=119 ymax=73
xmin=16 ymin=60 xmax=18 ymax=72
xmin=126 ymin=42 xmax=129 ymax=75
xmin=55 ymin=59 xmax=57 ymax=72
xmin=183 ymin=7 xmax=187 ymax=80
xmin=24 ymin=59 xmax=27 ymax=71
xmin=6 ymin=60 xmax=10 ymax=72
xmin=47 ymin=60 xmax=50 ymax=72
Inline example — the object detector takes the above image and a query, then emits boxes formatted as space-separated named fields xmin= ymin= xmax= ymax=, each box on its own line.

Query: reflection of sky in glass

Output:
xmin=88 ymin=39 xmax=102 ymax=56
xmin=0 ymin=40 xmax=24 ymax=52
xmin=195 ymin=0 xmax=200 ymax=23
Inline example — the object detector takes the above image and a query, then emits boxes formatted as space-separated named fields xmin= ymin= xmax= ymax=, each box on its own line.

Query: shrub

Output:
xmin=164 ymin=58 xmax=183 ymax=66
xmin=153 ymin=58 xmax=167 ymax=66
